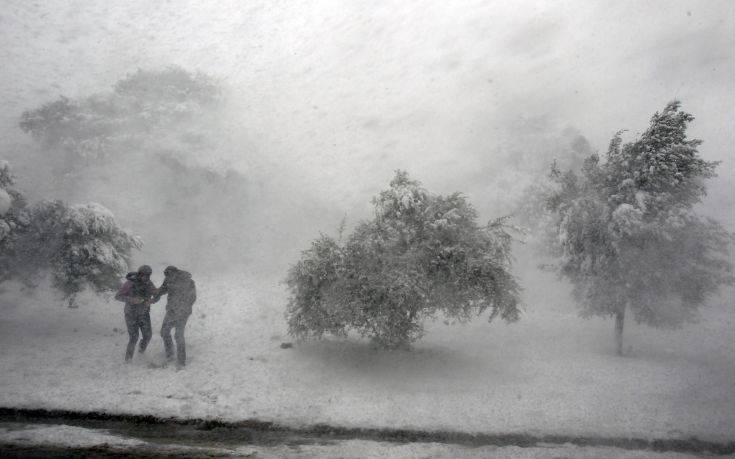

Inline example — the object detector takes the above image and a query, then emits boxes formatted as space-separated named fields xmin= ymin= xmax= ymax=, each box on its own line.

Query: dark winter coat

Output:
xmin=153 ymin=270 xmax=196 ymax=319
xmin=115 ymin=272 xmax=157 ymax=306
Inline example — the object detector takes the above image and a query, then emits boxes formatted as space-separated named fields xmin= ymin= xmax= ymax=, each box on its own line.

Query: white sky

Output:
xmin=1 ymin=0 xmax=734 ymax=222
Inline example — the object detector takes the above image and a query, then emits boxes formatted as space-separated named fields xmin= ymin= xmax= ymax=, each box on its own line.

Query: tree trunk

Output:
xmin=614 ymin=306 xmax=625 ymax=356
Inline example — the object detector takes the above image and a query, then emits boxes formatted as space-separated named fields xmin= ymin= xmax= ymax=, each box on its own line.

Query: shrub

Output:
xmin=286 ymin=171 xmax=521 ymax=348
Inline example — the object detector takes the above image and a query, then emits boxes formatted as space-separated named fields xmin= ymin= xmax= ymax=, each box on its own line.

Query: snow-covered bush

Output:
xmin=544 ymin=102 xmax=734 ymax=355
xmin=286 ymin=171 xmax=521 ymax=348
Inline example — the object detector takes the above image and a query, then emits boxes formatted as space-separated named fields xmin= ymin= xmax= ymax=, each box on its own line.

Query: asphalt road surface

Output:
xmin=0 ymin=408 xmax=730 ymax=458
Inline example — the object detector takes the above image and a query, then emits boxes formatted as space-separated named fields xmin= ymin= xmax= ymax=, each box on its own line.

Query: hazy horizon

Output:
xmin=1 ymin=0 xmax=734 ymax=270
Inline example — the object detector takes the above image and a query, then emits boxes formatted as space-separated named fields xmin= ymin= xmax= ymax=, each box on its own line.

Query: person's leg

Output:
xmin=174 ymin=316 xmax=189 ymax=367
xmin=124 ymin=309 xmax=139 ymax=362
xmin=160 ymin=313 xmax=175 ymax=360
xmin=138 ymin=308 xmax=152 ymax=353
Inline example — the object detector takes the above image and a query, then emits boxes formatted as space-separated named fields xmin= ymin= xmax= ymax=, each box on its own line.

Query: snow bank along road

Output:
xmin=0 ymin=407 xmax=733 ymax=457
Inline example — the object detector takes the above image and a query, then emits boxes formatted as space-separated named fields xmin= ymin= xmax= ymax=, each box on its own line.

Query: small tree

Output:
xmin=286 ymin=171 xmax=521 ymax=348
xmin=546 ymin=101 xmax=734 ymax=355
xmin=0 ymin=162 xmax=140 ymax=305
xmin=47 ymin=202 xmax=141 ymax=307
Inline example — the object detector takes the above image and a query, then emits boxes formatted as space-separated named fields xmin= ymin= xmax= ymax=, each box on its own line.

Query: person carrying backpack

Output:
xmin=153 ymin=265 xmax=196 ymax=368
xmin=115 ymin=265 xmax=157 ymax=362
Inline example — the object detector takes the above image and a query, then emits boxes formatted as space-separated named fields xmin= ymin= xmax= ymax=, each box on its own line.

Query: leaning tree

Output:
xmin=545 ymin=101 xmax=733 ymax=355
xmin=286 ymin=171 xmax=521 ymax=348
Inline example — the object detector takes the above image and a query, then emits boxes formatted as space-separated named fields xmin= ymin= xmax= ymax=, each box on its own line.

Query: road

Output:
xmin=0 ymin=408 xmax=728 ymax=458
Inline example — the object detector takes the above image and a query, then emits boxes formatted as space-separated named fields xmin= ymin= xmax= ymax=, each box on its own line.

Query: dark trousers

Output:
xmin=124 ymin=304 xmax=152 ymax=361
xmin=161 ymin=312 xmax=189 ymax=366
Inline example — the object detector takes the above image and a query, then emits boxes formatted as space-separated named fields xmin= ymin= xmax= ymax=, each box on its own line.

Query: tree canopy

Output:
xmin=545 ymin=101 xmax=733 ymax=354
xmin=0 ymin=162 xmax=138 ymax=306
xmin=19 ymin=67 xmax=220 ymax=162
xmin=286 ymin=171 xmax=521 ymax=348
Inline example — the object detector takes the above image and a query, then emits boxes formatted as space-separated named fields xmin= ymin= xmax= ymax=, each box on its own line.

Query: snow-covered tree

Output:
xmin=15 ymin=200 xmax=140 ymax=306
xmin=286 ymin=171 xmax=521 ymax=348
xmin=47 ymin=202 xmax=140 ymax=307
xmin=545 ymin=102 xmax=734 ymax=355
xmin=0 ymin=162 xmax=140 ymax=305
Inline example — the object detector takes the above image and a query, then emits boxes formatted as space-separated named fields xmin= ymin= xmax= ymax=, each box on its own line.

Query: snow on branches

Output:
xmin=51 ymin=202 xmax=141 ymax=305
xmin=286 ymin=171 xmax=521 ymax=349
xmin=544 ymin=101 xmax=734 ymax=354
xmin=0 ymin=162 xmax=140 ymax=305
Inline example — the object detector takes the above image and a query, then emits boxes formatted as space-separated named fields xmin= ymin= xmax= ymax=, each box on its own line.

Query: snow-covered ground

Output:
xmin=1 ymin=264 xmax=733 ymax=444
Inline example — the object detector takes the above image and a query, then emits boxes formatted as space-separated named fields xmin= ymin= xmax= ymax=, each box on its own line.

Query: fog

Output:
xmin=1 ymin=1 xmax=734 ymax=294
xmin=1 ymin=2 xmax=733 ymax=279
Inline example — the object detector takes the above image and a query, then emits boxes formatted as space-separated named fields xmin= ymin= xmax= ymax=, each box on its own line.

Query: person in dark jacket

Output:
xmin=153 ymin=265 xmax=196 ymax=368
xmin=115 ymin=265 xmax=157 ymax=362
